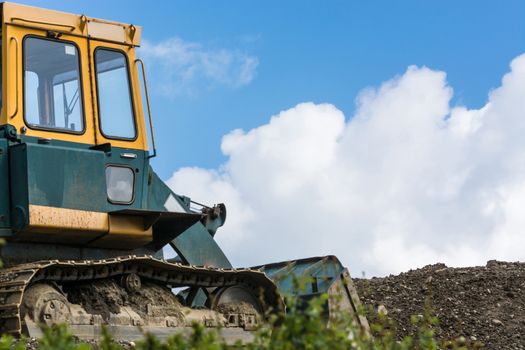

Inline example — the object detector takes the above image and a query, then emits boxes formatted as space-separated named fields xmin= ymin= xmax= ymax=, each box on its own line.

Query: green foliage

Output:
xmin=99 ymin=327 xmax=122 ymax=350
xmin=246 ymin=293 xmax=356 ymax=350
xmin=37 ymin=324 xmax=90 ymax=350
xmin=0 ymin=334 xmax=25 ymax=350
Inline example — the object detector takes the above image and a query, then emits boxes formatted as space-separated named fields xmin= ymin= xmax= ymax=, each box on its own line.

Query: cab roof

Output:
xmin=1 ymin=2 xmax=142 ymax=46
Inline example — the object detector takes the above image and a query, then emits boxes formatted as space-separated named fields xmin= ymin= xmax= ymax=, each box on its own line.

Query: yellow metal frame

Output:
xmin=0 ymin=2 xmax=149 ymax=151
xmin=89 ymin=40 xmax=149 ymax=150
xmin=17 ymin=205 xmax=153 ymax=249
xmin=2 ymin=2 xmax=142 ymax=46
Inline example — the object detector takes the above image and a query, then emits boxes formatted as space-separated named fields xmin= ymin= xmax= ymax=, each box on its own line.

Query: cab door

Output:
xmin=88 ymin=39 xmax=150 ymax=211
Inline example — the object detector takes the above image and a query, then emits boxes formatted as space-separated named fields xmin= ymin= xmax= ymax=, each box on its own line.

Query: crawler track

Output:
xmin=0 ymin=255 xmax=284 ymax=341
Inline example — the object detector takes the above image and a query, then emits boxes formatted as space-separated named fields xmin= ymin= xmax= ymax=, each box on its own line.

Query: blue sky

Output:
xmin=14 ymin=1 xmax=525 ymax=273
xmin=16 ymin=0 xmax=525 ymax=179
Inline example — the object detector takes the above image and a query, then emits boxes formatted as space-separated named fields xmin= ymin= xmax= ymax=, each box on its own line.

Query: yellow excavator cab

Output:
xmin=0 ymin=2 xmax=150 ymax=151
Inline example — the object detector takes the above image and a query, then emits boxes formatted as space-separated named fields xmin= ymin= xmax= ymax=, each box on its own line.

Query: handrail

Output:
xmin=10 ymin=17 xmax=76 ymax=31
xmin=8 ymin=37 xmax=19 ymax=119
xmin=135 ymin=58 xmax=157 ymax=158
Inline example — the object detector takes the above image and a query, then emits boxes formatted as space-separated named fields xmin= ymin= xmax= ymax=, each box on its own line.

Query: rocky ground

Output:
xmin=21 ymin=338 xmax=136 ymax=350
xmin=353 ymin=261 xmax=525 ymax=349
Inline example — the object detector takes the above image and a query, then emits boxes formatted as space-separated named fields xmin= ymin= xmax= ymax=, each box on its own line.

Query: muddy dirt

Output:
xmin=64 ymin=278 xmax=183 ymax=320
xmin=216 ymin=301 xmax=258 ymax=315
xmin=353 ymin=260 xmax=525 ymax=349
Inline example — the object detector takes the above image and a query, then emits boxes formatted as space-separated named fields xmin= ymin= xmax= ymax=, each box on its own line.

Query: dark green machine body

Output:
xmin=0 ymin=124 xmax=369 ymax=332
xmin=0 ymin=124 xmax=231 ymax=268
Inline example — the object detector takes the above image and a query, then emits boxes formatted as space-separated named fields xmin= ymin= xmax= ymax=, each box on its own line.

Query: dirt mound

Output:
xmin=353 ymin=261 xmax=525 ymax=348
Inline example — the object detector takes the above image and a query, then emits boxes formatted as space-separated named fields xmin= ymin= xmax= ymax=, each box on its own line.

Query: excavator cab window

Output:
xmin=95 ymin=48 xmax=136 ymax=140
xmin=106 ymin=165 xmax=135 ymax=204
xmin=23 ymin=36 xmax=84 ymax=133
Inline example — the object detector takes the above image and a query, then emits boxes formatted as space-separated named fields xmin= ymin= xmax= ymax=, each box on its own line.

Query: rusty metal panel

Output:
xmin=254 ymin=255 xmax=370 ymax=332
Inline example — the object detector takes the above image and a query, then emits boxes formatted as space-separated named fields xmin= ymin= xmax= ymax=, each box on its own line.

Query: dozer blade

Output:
xmin=254 ymin=255 xmax=369 ymax=332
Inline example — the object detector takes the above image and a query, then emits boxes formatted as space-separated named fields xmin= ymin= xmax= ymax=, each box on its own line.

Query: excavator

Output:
xmin=0 ymin=2 xmax=368 ymax=342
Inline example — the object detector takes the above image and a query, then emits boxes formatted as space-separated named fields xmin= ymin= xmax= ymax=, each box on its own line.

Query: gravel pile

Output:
xmin=354 ymin=261 xmax=525 ymax=349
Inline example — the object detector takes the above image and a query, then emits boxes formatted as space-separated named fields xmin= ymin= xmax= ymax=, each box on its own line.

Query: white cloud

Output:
xmin=166 ymin=53 xmax=525 ymax=276
xmin=139 ymin=37 xmax=258 ymax=96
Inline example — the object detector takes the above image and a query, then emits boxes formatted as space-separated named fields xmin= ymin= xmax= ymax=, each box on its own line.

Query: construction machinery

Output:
xmin=0 ymin=2 xmax=368 ymax=342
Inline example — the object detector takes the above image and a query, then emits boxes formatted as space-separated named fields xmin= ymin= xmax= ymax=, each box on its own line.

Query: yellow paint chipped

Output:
xmin=19 ymin=205 xmax=152 ymax=249
xmin=28 ymin=204 xmax=108 ymax=233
